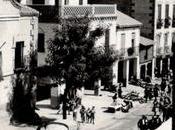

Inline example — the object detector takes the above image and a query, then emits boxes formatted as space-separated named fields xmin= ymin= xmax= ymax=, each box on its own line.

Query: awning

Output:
xmin=140 ymin=36 xmax=155 ymax=46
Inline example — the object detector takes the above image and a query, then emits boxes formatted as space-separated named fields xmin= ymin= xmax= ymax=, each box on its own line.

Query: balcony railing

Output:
xmin=60 ymin=4 xmax=117 ymax=17
xmin=118 ymin=46 xmax=139 ymax=58
xmin=157 ymin=18 xmax=164 ymax=29
xmin=164 ymin=17 xmax=171 ymax=28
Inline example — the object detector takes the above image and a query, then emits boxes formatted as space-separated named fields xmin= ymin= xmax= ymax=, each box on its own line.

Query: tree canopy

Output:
xmin=46 ymin=16 xmax=118 ymax=88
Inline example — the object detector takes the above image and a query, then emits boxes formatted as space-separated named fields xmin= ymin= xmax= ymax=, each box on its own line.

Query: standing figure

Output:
xmin=112 ymin=92 xmax=118 ymax=104
xmin=73 ymin=106 xmax=78 ymax=121
xmin=118 ymin=85 xmax=122 ymax=98
xmin=137 ymin=115 xmax=149 ymax=130
xmin=153 ymin=84 xmax=159 ymax=100
xmin=86 ymin=108 xmax=91 ymax=123
xmin=90 ymin=106 xmax=95 ymax=124
xmin=80 ymin=106 xmax=86 ymax=123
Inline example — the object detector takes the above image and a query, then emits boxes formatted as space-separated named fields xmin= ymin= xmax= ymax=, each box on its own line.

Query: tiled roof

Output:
xmin=11 ymin=0 xmax=39 ymax=17
xmin=116 ymin=10 xmax=142 ymax=28
xmin=140 ymin=36 xmax=155 ymax=46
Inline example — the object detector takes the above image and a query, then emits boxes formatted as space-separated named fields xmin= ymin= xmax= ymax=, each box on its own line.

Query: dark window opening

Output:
xmin=38 ymin=33 xmax=45 ymax=52
xmin=33 ymin=0 xmax=45 ymax=4
xmin=79 ymin=0 xmax=83 ymax=5
xmin=15 ymin=42 xmax=24 ymax=69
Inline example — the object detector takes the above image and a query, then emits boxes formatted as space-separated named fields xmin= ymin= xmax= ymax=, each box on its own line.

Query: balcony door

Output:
xmin=15 ymin=42 xmax=24 ymax=69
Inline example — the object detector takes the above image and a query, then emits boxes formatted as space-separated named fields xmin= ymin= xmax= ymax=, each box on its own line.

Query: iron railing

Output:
xmin=118 ymin=46 xmax=139 ymax=58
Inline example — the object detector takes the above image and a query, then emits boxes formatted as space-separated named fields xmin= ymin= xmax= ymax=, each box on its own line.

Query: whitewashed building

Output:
xmin=0 ymin=0 xmax=38 ymax=104
xmin=21 ymin=0 xmax=142 ymax=87
xmin=0 ymin=0 xmax=39 ymax=77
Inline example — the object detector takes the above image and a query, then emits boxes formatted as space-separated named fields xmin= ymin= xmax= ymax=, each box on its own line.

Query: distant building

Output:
xmin=0 ymin=0 xmax=38 ymax=78
xmin=21 ymin=0 xmax=142 ymax=87
xmin=90 ymin=0 xmax=175 ymax=78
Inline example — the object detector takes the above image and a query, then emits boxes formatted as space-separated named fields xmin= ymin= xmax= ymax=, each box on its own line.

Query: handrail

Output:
xmin=0 ymin=42 xmax=6 ymax=49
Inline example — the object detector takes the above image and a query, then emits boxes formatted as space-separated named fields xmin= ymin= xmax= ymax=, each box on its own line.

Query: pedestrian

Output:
xmin=137 ymin=115 xmax=149 ymax=130
xmin=144 ymin=87 xmax=149 ymax=102
xmin=90 ymin=106 xmax=95 ymax=124
xmin=118 ymin=85 xmax=122 ymax=98
xmin=112 ymin=92 xmax=117 ymax=104
xmin=80 ymin=105 xmax=86 ymax=123
xmin=86 ymin=108 xmax=91 ymax=123
xmin=73 ymin=106 xmax=78 ymax=121
xmin=152 ymin=99 xmax=160 ymax=115
xmin=153 ymin=84 xmax=159 ymax=100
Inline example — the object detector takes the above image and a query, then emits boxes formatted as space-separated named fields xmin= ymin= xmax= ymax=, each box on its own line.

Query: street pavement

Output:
xmin=0 ymin=80 xmax=155 ymax=130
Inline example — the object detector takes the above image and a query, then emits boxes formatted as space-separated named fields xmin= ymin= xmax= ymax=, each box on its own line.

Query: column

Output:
xmin=112 ymin=60 xmax=118 ymax=85
xmin=135 ymin=57 xmax=140 ymax=79
xmin=160 ymin=59 xmax=163 ymax=75
xmin=145 ymin=63 xmax=148 ymax=78
xmin=168 ymin=57 xmax=170 ymax=70
xmin=152 ymin=58 xmax=155 ymax=79
xmin=123 ymin=60 xmax=129 ymax=87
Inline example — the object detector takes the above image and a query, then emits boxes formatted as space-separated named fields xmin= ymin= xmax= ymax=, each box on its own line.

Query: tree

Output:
xmin=46 ymin=16 xmax=118 ymax=119
xmin=7 ymin=45 xmax=41 ymax=125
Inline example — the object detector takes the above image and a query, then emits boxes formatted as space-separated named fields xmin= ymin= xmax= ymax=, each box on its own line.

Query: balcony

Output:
xmin=60 ymin=4 xmax=117 ymax=17
xmin=118 ymin=46 xmax=139 ymax=59
xmin=157 ymin=18 xmax=163 ymax=29
xmin=164 ymin=17 xmax=171 ymax=28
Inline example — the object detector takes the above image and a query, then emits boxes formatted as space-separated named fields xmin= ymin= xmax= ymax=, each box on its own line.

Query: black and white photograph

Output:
xmin=0 ymin=0 xmax=175 ymax=130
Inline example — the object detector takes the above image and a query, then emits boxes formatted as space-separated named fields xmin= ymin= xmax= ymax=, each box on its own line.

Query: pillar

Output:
xmin=160 ymin=59 xmax=163 ymax=75
xmin=112 ymin=60 xmax=118 ymax=85
xmin=152 ymin=58 xmax=155 ymax=79
xmin=134 ymin=57 xmax=140 ymax=79
xmin=168 ymin=57 xmax=170 ymax=70
xmin=145 ymin=63 xmax=148 ymax=78
xmin=123 ymin=60 xmax=129 ymax=87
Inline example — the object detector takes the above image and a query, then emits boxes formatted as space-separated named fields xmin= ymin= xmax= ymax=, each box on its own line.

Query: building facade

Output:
xmin=0 ymin=0 xmax=38 ymax=104
xmin=0 ymin=0 xmax=38 ymax=77
xmin=90 ymin=0 xmax=175 ymax=79
xmin=21 ymin=0 xmax=141 ymax=87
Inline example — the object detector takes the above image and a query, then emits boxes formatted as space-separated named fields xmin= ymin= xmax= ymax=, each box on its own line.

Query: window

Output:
xmin=131 ymin=32 xmax=136 ymax=48
xmin=32 ymin=0 xmax=45 ymax=4
xmin=15 ymin=42 xmax=24 ymax=69
xmin=121 ymin=33 xmax=126 ymax=49
xmin=164 ymin=33 xmax=168 ymax=45
xmin=38 ymin=33 xmax=45 ymax=52
xmin=165 ymin=4 xmax=169 ymax=18
xmin=105 ymin=29 xmax=110 ymax=49
xmin=173 ymin=5 xmax=175 ymax=19
xmin=158 ymin=4 xmax=162 ymax=19
xmin=79 ymin=0 xmax=83 ymax=5
xmin=64 ymin=0 xmax=69 ymax=5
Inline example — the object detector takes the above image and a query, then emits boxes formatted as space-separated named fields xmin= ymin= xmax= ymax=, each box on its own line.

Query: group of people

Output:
xmin=138 ymin=115 xmax=162 ymax=130
xmin=138 ymin=69 xmax=173 ymax=130
xmin=78 ymin=106 xmax=95 ymax=124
